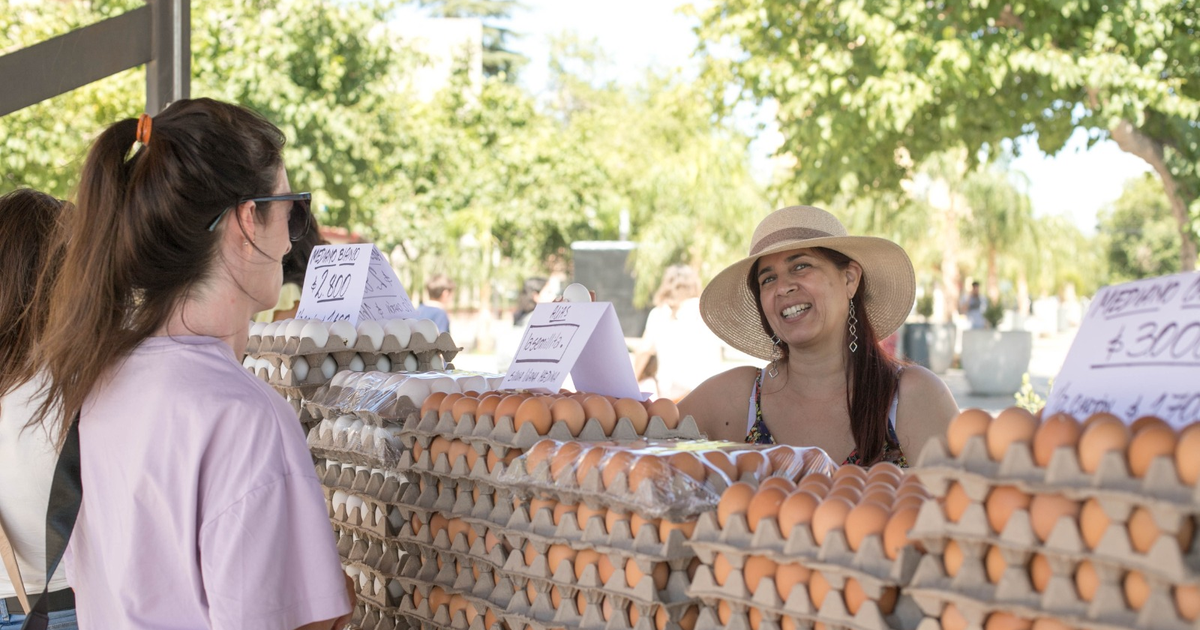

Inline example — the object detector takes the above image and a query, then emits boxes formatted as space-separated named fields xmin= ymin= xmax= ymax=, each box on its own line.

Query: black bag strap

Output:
xmin=20 ymin=413 xmax=81 ymax=630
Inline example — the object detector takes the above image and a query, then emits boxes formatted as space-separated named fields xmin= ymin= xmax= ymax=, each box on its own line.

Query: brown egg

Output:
xmin=627 ymin=559 xmax=670 ymax=590
xmin=867 ymin=461 xmax=904 ymax=485
xmin=659 ymin=519 xmax=697 ymax=541
xmin=833 ymin=464 xmax=868 ymax=484
xmin=610 ymin=398 xmax=648 ymax=434
xmin=484 ymin=608 xmax=497 ymax=630
xmin=717 ymin=482 xmax=757 ymax=528
xmin=574 ymin=592 xmax=587 ymax=616
xmin=550 ymin=397 xmax=587 ymax=436
xmin=1029 ymin=493 xmax=1080 ymax=542
xmin=893 ymin=494 xmax=927 ymax=514
xmin=549 ymin=586 xmax=562 ymax=609
xmin=778 ymin=490 xmax=821 ymax=537
xmin=574 ymin=549 xmax=600 ymax=580
xmin=716 ymin=601 xmax=732 ymax=626
xmin=843 ymin=576 xmax=867 ymax=614
xmin=438 ymin=392 xmax=465 ymax=417
xmin=845 ymin=501 xmax=890 ymax=551
xmin=421 ymin=392 xmax=448 ymax=418
xmin=577 ymin=504 xmax=606 ymax=530
xmin=743 ymin=556 xmax=778 ymax=594
xmin=597 ymin=554 xmax=616 ymax=583
xmin=646 ymin=398 xmax=681 ymax=429
xmin=601 ymin=451 xmax=636 ymax=489
xmin=605 ymin=510 xmax=630 ymax=537
xmin=985 ymin=545 xmax=1006 ymax=583
xmin=811 ymin=496 xmax=854 ymax=546
xmin=1030 ymin=619 xmax=1073 ymax=630
xmin=948 ymin=408 xmax=993 ymax=457
xmin=1172 ymin=423 xmax=1200 ymax=486
xmin=428 ymin=436 xmax=453 ymax=461
xmin=576 ymin=446 xmax=607 ymax=485
xmin=862 ymin=488 xmax=895 ymax=510
xmin=582 ymin=395 xmax=618 ymax=434
xmin=602 ymin=597 xmax=615 ymax=622
xmin=988 ymin=407 xmax=1039 ymax=461
xmin=428 ymin=586 xmax=450 ymax=611
xmin=1129 ymin=424 xmax=1178 ymax=478
xmin=747 ymin=607 xmax=762 ymax=630
xmin=494 ymin=394 xmax=527 ymax=421
xmin=832 ymin=474 xmax=867 ymax=492
xmin=984 ymin=612 xmax=1032 ymax=630
xmin=829 ymin=486 xmax=863 ymax=503
xmin=1083 ymin=411 xmax=1122 ymax=428
xmin=808 ymin=570 xmax=831 ymax=608
xmin=760 ymin=476 xmax=797 ymax=493
xmin=1033 ymin=413 xmax=1083 ymax=467
xmin=762 ymin=444 xmax=797 ymax=474
xmin=1075 ymin=560 xmax=1098 ymax=601
xmin=941 ymin=603 xmax=969 ymax=630
xmin=552 ymin=502 xmax=578 ymax=526
xmin=546 ymin=544 xmax=576 ymax=574
xmin=776 ymin=562 xmax=812 ymax=600
xmin=737 ymin=451 xmax=768 ymax=478
xmin=630 ymin=513 xmax=659 ymax=539
xmin=1175 ymin=583 xmax=1200 ymax=621
xmin=713 ymin=553 xmax=733 ymax=586
xmin=942 ymin=481 xmax=972 ymax=523
xmin=523 ymin=541 xmax=540 ymax=567
xmin=1078 ymin=417 xmax=1131 ymax=474
xmin=1131 ymin=415 xmax=1169 ymax=434
xmin=747 ymin=487 xmax=788 ymax=533
xmin=780 ymin=618 xmax=797 ymax=630
xmin=986 ymin=485 xmax=1032 ymax=535
xmin=515 ymin=397 xmax=553 ymax=434
xmin=448 ymin=439 xmax=471 ymax=466
xmin=550 ymin=442 xmax=585 ymax=480
xmin=679 ymin=605 xmax=699 ymax=630
xmin=666 ymin=452 xmax=707 ymax=483
xmin=703 ymin=450 xmax=739 ymax=482
xmin=883 ymin=506 xmax=921 ymax=559
xmin=524 ymin=440 xmax=558 ymax=471
xmin=1125 ymin=570 xmax=1150 ymax=610
xmin=798 ymin=473 xmax=834 ymax=495
xmin=1079 ymin=498 xmax=1109 ymax=550
xmin=451 ymin=396 xmax=480 ymax=422
xmin=628 ymin=455 xmax=670 ymax=493
xmin=476 ymin=394 xmax=503 ymax=418
xmin=943 ymin=540 xmax=964 ymax=577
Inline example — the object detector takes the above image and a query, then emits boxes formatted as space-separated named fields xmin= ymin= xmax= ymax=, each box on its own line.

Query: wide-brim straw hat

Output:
xmin=700 ymin=205 xmax=915 ymax=361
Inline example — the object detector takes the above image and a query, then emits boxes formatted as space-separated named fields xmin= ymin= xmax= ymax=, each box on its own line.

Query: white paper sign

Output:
xmin=295 ymin=244 xmax=416 ymax=325
xmin=1044 ymin=271 xmax=1200 ymax=429
xmin=499 ymin=302 xmax=645 ymax=399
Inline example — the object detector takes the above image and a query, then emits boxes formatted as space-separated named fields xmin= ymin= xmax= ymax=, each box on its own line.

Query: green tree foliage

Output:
xmin=962 ymin=166 xmax=1037 ymax=302
xmin=691 ymin=0 xmax=1200 ymax=270
xmin=417 ymin=0 xmax=527 ymax=79
xmin=1097 ymin=173 xmax=1181 ymax=282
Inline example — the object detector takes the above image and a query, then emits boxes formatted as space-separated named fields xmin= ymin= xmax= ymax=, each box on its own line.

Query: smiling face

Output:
xmin=754 ymin=247 xmax=862 ymax=352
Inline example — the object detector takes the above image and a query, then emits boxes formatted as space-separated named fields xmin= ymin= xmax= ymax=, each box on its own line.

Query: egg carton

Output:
xmin=344 ymin=539 xmax=406 ymax=580
xmin=309 ymin=425 xmax=405 ymax=469
xmin=905 ymin=548 xmax=1199 ymax=630
xmin=687 ymin=566 xmax=923 ymax=630
xmin=906 ymin=485 xmax=1200 ymax=584
xmin=356 ymin=604 xmax=412 ymax=630
xmin=396 ymin=443 xmax=506 ymax=486
xmin=493 ymin=542 xmax=693 ymax=607
xmin=248 ymin=327 xmax=461 ymax=365
xmin=331 ymin=497 xmax=404 ymax=538
xmin=319 ymin=464 xmax=409 ymax=505
xmin=492 ymin=588 xmax=699 ymax=630
xmin=686 ymin=511 xmax=922 ymax=589
xmin=400 ymin=409 xmax=703 ymax=454
xmin=915 ymin=434 xmax=1200 ymax=518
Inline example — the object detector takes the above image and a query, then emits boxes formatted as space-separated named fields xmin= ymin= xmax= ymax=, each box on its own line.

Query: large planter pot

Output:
xmin=903 ymin=323 xmax=956 ymax=374
xmin=961 ymin=329 xmax=1033 ymax=395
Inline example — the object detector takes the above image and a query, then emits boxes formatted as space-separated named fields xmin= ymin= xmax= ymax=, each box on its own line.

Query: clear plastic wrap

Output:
xmin=306 ymin=370 xmax=505 ymax=425
xmin=499 ymin=439 xmax=837 ymax=521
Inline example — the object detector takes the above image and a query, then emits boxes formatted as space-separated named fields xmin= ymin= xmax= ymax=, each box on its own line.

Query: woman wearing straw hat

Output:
xmin=679 ymin=206 xmax=958 ymax=467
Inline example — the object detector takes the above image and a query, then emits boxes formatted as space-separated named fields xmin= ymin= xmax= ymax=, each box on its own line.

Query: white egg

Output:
xmin=261 ymin=321 xmax=280 ymax=338
xmin=242 ymin=355 xmax=256 ymax=370
xmin=319 ymin=419 xmax=335 ymax=440
xmin=356 ymin=320 xmax=385 ymax=351
xmin=429 ymin=355 xmax=445 ymax=371
xmin=298 ymin=321 xmax=329 ymax=346
xmin=346 ymin=495 xmax=364 ymax=513
xmin=458 ymin=375 xmax=488 ymax=394
xmin=349 ymin=354 xmax=366 ymax=372
xmin=412 ymin=319 xmax=439 ymax=344
xmin=292 ymin=360 xmax=309 ymax=382
xmin=255 ymin=358 xmax=271 ymax=376
xmin=322 ymin=356 xmax=338 ymax=379
xmin=563 ymin=282 xmax=592 ymax=303
xmin=428 ymin=376 xmax=458 ymax=394
xmin=358 ymin=571 xmax=369 ymax=589
xmin=345 ymin=565 xmax=360 ymax=579
xmin=331 ymin=370 xmax=351 ymax=387
xmin=388 ymin=578 xmax=403 ymax=598
xmin=332 ymin=414 xmax=356 ymax=434
xmin=374 ymin=577 xmax=385 ymax=596
xmin=249 ymin=321 xmax=267 ymax=337
xmin=279 ymin=363 xmax=290 ymax=380
xmin=383 ymin=319 xmax=412 ymax=347
xmin=403 ymin=354 xmax=419 ymax=371
xmin=374 ymin=426 xmax=392 ymax=446
xmin=383 ymin=373 xmax=409 ymax=389
xmin=328 ymin=321 xmax=357 ymax=347
xmin=284 ymin=318 xmax=308 ymax=339
xmin=273 ymin=321 xmax=291 ymax=339
xmin=332 ymin=490 xmax=349 ymax=509
xmin=375 ymin=356 xmax=391 ymax=372
xmin=394 ymin=377 xmax=429 ymax=402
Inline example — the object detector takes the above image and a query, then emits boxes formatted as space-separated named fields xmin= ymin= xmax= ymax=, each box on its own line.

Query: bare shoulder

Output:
xmin=679 ymin=366 xmax=760 ymax=442
xmin=894 ymin=365 xmax=959 ymax=456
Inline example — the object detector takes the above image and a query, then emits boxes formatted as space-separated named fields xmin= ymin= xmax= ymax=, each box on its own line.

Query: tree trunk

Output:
xmin=1110 ymin=119 xmax=1198 ymax=272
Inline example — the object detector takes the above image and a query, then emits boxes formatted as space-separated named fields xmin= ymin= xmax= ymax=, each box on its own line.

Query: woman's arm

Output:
xmin=678 ymin=366 xmax=759 ymax=443
xmin=894 ymin=365 xmax=959 ymax=461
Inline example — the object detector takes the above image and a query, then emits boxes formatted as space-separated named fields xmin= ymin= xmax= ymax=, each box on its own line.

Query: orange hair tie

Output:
xmin=136 ymin=113 xmax=153 ymax=145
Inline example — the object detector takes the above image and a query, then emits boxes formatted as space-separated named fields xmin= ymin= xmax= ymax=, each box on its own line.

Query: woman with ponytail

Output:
xmin=34 ymin=99 xmax=351 ymax=629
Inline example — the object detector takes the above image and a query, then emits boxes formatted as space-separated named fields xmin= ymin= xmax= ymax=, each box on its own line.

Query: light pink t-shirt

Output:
xmin=66 ymin=336 xmax=349 ymax=630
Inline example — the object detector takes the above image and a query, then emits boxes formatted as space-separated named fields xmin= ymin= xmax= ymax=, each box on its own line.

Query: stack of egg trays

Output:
xmin=685 ymin=506 xmax=924 ymax=630
xmin=308 ymin=421 xmax=404 ymax=471
xmin=393 ymin=467 xmax=701 ymax=630
xmin=907 ymin=433 xmax=1200 ymax=630
xmin=398 ymin=404 xmax=703 ymax=454
xmin=246 ymin=328 xmax=462 ymax=392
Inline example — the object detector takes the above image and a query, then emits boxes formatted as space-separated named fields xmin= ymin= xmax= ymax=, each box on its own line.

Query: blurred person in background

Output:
xmin=0 ymin=189 xmax=77 ymax=630
xmin=414 ymin=274 xmax=455 ymax=333
xmin=633 ymin=264 xmax=724 ymax=400
xmin=497 ymin=277 xmax=549 ymax=372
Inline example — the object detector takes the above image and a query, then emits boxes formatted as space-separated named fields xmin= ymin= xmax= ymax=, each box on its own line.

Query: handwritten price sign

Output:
xmin=1045 ymin=272 xmax=1200 ymax=428
xmin=295 ymin=244 xmax=416 ymax=326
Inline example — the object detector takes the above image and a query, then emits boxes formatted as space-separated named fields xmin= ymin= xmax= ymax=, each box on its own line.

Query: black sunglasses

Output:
xmin=208 ymin=192 xmax=312 ymax=242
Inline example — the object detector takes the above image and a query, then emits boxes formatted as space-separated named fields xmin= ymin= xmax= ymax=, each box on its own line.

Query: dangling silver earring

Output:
xmin=848 ymin=299 xmax=859 ymax=353
xmin=768 ymin=334 xmax=782 ymax=378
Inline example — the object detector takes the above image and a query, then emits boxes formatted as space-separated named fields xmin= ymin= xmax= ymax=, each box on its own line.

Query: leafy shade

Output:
xmin=1098 ymin=173 xmax=1182 ymax=282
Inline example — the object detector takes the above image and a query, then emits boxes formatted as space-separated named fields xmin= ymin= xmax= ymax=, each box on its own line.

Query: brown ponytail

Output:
xmin=748 ymin=247 xmax=901 ymax=464
xmin=34 ymin=98 xmax=286 ymax=444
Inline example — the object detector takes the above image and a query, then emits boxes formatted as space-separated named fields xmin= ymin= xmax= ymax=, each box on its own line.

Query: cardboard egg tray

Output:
xmin=915 ymin=434 xmax=1200 ymax=524
xmin=400 ymin=409 xmax=703 ymax=454
xmin=687 ymin=565 xmax=924 ymax=630
xmin=317 ymin=461 xmax=409 ymax=505
xmin=905 ymin=490 xmax=1200 ymax=589
xmin=309 ymin=424 xmax=404 ymax=469
xmin=341 ymin=534 xmax=406 ymax=580
xmin=395 ymin=442 xmax=513 ymax=485
xmin=356 ymin=604 xmax=412 ymax=630
xmin=247 ymin=328 xmax=461 ymax=371
xmin=686 ymin=511 xmax=923 ymax=593
xmin=331 ymin=496 xmax=405 ymax=539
